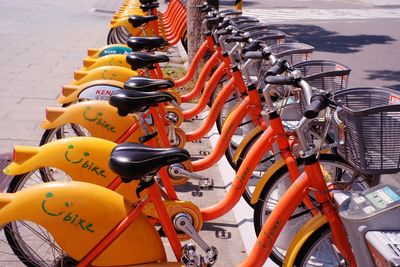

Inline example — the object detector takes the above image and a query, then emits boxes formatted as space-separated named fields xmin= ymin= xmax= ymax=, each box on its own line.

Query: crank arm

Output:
xmin=174 ymin=213 xmax=218 ymax=265
xmin=168 ymin=164 xmax=214 ymax=188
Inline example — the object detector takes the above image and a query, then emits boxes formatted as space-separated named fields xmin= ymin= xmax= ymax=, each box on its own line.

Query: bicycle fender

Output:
xmin=57 ymin=80 xmax=124 ymax=104
xmin=87 ymin=45 xmax=132 ymax=58
xmin=4 ymin=136 xmax=116 ymax=181
xmin=232 ymin=126 xmax=262 ymax=164
xmin=71 ymin=66 xmax=138 ymax=86
xmin=0 ymin=181 xmax=166 ymax=265
xmin=41 ymin=101 xmax=145 ymax=143
xmin=283 ymin=213 xmax=328 ymax=267
xmin=82 ymin=54 xmax=131 ymax=71
xmin=250 ymin=159 xmax=287 ymax=205
xmin=109 ymin=16 xmax=144 ymax=36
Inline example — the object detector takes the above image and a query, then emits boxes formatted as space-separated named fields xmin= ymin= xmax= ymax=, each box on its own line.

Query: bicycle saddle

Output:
xmin=128 ymin=15 xmax=158 ymax=28
xmin=109 ymin=143 xmax=190 ymax=181
xmin=124 ymin=76 xmax=174 ymax=92
xmin=127 ymin=37 xmax=169 ymax=51
xmin=126 ymin=52 xmax=169 ymax=70
xmin=109 ymin=90 xmax=174 ymax=115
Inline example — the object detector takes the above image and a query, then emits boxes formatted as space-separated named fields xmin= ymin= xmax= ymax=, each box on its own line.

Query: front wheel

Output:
xmin=253 ymin=154 xmax=374 ymax=265
xmin=292 ymin=223 xmax=346 ymax=267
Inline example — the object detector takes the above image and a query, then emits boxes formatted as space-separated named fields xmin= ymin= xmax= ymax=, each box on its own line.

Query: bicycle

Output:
xmin=3 ymin=60 xmax=370 ymax=266
xmin=282 ymin=86 xmax=400 ymax=266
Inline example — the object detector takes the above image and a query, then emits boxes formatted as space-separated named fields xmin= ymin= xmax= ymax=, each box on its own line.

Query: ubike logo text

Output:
xmin=65 ymin=144 xmax=107 ymax=177
xmin=258 ymin=218 xmax=282 ymax=249
xmin=83 ymin=106 xmax=116 ymax=133
xmin=42 ymin=192 xmax=95 ymax=233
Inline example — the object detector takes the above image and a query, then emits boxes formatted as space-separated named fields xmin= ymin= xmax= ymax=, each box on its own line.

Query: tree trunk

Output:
xmin=186 ymin=0 xmax=205 ymax=64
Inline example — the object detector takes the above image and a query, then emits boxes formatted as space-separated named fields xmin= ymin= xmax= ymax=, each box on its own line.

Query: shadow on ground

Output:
xmin=269 ymin=24 xmax=396 ymax=53
xmin=220 ymin=0 xmax=258 ymax=7
xmin=366 ymin=70 xmax=400 ymax=91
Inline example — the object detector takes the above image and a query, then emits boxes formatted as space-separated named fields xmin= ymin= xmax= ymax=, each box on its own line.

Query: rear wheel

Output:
xmin=5 ymin=170 xmax=74 ymax=267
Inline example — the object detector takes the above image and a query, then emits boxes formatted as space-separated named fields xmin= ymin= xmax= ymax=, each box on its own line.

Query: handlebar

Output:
xmin=225 ymin=35 xmax=248 ymax=43
xmin=303 ymin=94 xmax=330 ymax=119
xmin=266 ymin=59 xmax=289 ymax=77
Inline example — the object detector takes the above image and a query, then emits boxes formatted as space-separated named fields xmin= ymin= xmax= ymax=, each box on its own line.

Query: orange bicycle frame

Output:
xmin=241 ymin=157 xmax=357 ymax=267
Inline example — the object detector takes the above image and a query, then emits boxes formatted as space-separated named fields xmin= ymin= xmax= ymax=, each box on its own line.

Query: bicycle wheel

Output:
xmin=238 ymin=130 xmax=338 ymax=207
xmin=5 ymin=171 xmax=76 ymax=267
xmin=253 ymin=154 xmax=374 ymax=265
xmin=39 ymin=124 xmax=89 ymax=146
xmin=293 ymin=223 xmax=345 ymax=267
xmin=107 ymin=28 xmax=117 ymax=45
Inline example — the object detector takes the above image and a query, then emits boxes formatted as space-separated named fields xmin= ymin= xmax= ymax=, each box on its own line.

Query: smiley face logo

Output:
xmin=102 ymin=69 xmax=117 ymax=80
xmin=65 ymin=144 xmax=90 ymax=164
xmin=41 ymin=192 xmax=73 ymax=217
xmin=83 ymin=106 xmax=103 ymax=122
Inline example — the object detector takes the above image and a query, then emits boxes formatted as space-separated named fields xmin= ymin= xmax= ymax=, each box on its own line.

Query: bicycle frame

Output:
xmin=241 ymin=156 xmax=357 ymax=266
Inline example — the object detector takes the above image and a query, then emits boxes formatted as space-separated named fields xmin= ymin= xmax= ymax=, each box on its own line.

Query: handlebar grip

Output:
xmin=205 ymin=17 xmax=222 ymax=30
xmin=226 ymin=35 xmax=246 ymax=43
xmin=243 ymin=51 xmax=263 ymax=60
xmin=304 ymin=95 xmax=329 ymax=119
xmin=242 ymin=40 xmax=261 ymax=53
xmin=266 ymin=59 xmax=287 ymax=76
xmin=219 ymin=9 xmax=242 ymax=16
xmin=216 ymin=19 xmax=231 ymax=30
xmin=201 ymin=6 xmax=213 ymax=12
xmin=265 ymin=76 xmax=294 ymax=85
xmin=216 ymin=28 xmax=229 ymax=36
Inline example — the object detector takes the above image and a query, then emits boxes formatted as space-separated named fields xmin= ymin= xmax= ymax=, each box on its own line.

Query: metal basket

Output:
xmin=270 ymin=43 xmax=314 ymax=65
xmin=273 ymin=60 xmax=350 ymax=121
xmin=250 ymin=30 xmax=286 ymax=46
xmin=293 ymin=60 xmax=351 ymax=93
xmin=333 ymin=87 xmax=400 ymax=174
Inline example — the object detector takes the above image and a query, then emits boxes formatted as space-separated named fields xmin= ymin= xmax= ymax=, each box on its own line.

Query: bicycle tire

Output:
xmin=292 ymin=223 xmax=346 ymax=267
xmin=39 ymin=124 xmax=88 ymax=146
xmin=237 ymin=130 xmax=338 ymax=207
xmin=253 ymin=154 xmax=374 ymax=265
xmin=107 ymin=28 xmax=115 ymax=45
xmin=5 ymin=171 xmax=76 ymax=267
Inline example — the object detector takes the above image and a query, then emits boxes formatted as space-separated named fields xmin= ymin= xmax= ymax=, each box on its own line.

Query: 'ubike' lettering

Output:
xmin=42 ymin=192 xmax=95 ymax=233
xmin=83 ymin=106 xmax=116 ymax=133
xmin=64 ymin=144 xmax=107 ymax=177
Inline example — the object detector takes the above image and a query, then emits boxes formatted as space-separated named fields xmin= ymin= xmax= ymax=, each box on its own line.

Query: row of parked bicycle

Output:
xmin=2 ymin=0 xmax=400 ymax=266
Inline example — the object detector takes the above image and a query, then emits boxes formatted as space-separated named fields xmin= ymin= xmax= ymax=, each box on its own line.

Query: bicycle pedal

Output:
xmin=199 ymin=178 xmax=214 ymax=190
